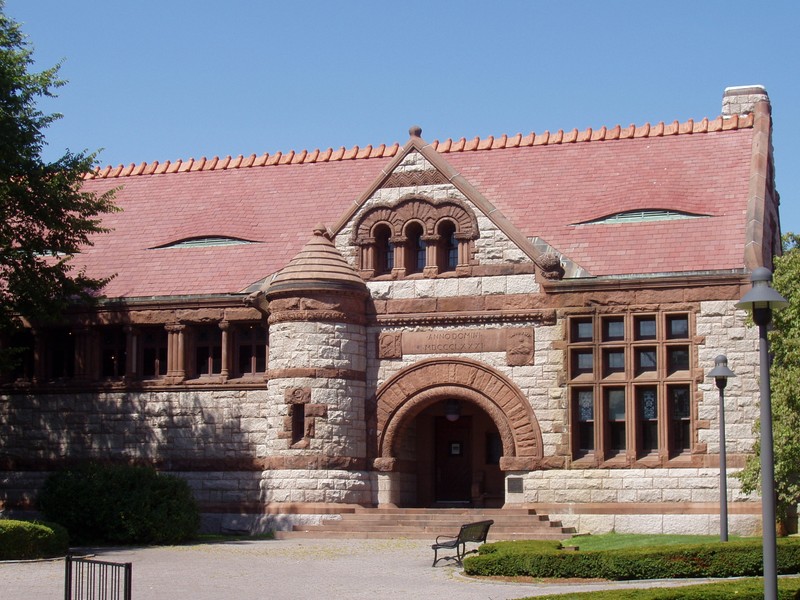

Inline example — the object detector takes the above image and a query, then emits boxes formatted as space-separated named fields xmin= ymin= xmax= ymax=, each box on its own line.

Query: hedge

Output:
xmin=463 ymin=538 xmax=800 ymax=580
xmin=37 ymin=463 xmax=200 ymax=545
xmin=0 ymin=520 xmax=69 ymax=560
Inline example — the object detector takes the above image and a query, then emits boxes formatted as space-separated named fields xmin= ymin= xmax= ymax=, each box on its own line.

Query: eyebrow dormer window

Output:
xmin=153 ymin=236 xmax=255 ymax=249
xmin=577 ymin=210 xmax=705 ymax=226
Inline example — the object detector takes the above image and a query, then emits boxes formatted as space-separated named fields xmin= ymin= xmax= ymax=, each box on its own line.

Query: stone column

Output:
xmin=166 ymin=323 xmax=185 ymax=383
xmin=219 ymin=320 xmax=230 ymax=381
xmin=422 ymin=234 xmax=439 ymax=277
xmin=125 ymin=326 xmax=138 ymax=380
xmin=391 ymin=236 xmax=406 ymax=278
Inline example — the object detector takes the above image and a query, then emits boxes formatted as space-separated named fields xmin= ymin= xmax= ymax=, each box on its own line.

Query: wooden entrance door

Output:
xmin=434 ymin=415 xmax=472 ymax=503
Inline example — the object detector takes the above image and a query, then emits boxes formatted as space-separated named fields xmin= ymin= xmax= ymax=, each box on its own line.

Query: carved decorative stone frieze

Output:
xmin=383 ymin=170 xmax=449 ymax=188
xmin=375 ymin=327 xmax=535 ymax=365
xmin=267 ymin=292 xmax=367 ymax=325
xmin=506 ymin=328 xmax=534 ymax=366
xmin=353 ymin=196 xmax=479 ymax=244
xmin=285 ymin=387 xmax=311 ymax=405
xmin=377 ymin=332 xmax=402 ymax=359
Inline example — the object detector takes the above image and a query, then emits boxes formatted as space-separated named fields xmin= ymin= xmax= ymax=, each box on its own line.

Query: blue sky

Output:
xmin=7 ymin=1 xmax=800 ymax=233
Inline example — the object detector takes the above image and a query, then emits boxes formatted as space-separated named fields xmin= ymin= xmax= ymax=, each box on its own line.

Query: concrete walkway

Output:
xmin=1 ymin=538 xmax=711 ymax=599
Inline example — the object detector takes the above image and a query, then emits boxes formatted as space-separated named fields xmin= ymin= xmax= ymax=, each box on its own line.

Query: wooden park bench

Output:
xmin=431 ymin=519 xmax=494 ymax=566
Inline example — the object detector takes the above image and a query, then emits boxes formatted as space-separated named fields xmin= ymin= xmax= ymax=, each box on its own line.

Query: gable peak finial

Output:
xmin=313 ymin=223 xmax=331 ymax=239
xmin=409 ymin=125 xmax=423 ymax=138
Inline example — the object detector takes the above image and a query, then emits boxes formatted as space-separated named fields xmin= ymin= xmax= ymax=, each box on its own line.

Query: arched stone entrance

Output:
xmin=372 ymin=358 xmax=543 ymax=507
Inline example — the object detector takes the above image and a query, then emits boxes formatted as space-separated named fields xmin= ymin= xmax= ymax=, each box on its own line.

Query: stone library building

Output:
xmin=0 ymin=86 xmax=781 ymax=536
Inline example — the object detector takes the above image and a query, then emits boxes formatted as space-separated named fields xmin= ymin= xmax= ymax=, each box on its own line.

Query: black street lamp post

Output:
xmin=708 ymin=355 xmax=736 ymax=542
xmin=735 ymin=267 xmax=788 ymax=600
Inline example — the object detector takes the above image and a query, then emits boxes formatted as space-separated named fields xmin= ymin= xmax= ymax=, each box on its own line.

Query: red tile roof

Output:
xmin=77 ymin=113 xmax=759 ymax=298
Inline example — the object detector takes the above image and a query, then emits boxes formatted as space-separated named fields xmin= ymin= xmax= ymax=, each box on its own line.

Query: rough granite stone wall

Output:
xmin=180 ymin=469 xmax=372 ymax=507
xmin=548 ymin=509 xmax=761 ymax=537
xmin=367 ymin=272 xmax=540 ymax=301
xmin=0 ymin=389 xmax=270 ymax=464
xmin=696 ymin=300 xmax=761 ymax=454
xmin=500 ymin=299 xmax=763 ymax=536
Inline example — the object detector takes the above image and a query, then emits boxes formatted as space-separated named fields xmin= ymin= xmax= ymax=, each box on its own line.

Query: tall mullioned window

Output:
xmin=568 ymin=312 xmax=694 ymax=463
xmin=405 ymin=222 xmax=426 ymax=274
xmin=235 ymin=324 xmax=268 ymax=377
xmin=373 ymin=224 xmax=394 ymax=275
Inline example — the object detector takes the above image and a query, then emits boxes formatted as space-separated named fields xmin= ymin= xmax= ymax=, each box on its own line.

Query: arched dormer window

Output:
xmin=352 ymin=196 xmax=479 ymax=279
xmin=374 ymin=224 xmax=394 ymax=275
xmin=437 ymin=220 xmax=458 ymax=273
xmin=405 ymin=222 xmax=426 ymax=275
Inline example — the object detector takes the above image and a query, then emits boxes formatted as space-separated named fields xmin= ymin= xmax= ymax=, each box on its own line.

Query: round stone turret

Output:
xmin=266 ymin=224 xmax=367 ymax=296
xmin=264 ymin=224 xmax=368 ymax=326
xmin=262 ymin=224 xmax=371 ymax=505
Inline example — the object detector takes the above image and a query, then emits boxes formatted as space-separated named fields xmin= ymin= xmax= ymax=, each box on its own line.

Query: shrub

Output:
xmin=37 ymin=463 xmax=200 ymax=545
xmin=0 ymin=519 xmax=69 ymax=560
xmin=464 ymin=537 xmax=800 ymax=580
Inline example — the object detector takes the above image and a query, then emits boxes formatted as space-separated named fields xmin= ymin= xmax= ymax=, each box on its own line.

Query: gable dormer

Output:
xmin=334 ymin=127 xmax=572 ymax=282
xmin=352 ymin=194 xmax=479 ymax=279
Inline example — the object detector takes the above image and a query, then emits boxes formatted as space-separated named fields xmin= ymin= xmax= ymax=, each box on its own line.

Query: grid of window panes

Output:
xmin=101 ymin=327 xmax=127 ymax=378
xmin=194 ymin=325 xmax=222 ymax=376
xmin=141 ymin=327 xmax=168 ymax=378
xmin=568 ymin=312 xmax=693 ymax=461
xmin=235 ymin=324 xmax=268 ymax=377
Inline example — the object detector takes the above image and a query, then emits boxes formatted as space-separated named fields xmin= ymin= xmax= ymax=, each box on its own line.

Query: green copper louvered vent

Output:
xmin=580 ymin=210 xmax=706 ymax=225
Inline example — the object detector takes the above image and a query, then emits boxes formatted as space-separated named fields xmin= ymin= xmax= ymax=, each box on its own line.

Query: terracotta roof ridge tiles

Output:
xmin=83 ymin=113 xmax=754 ymax=180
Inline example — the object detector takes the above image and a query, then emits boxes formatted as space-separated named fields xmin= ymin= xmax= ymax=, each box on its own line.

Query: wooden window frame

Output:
xmin=567 ymin=311 xmax=696 ymax=466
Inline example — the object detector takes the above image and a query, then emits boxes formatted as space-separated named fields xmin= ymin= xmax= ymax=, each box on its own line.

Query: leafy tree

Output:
xmin=0 ymin=2 xmax=117 ymax=371
xmin=737 ymin=233 xmax=800 ymax=531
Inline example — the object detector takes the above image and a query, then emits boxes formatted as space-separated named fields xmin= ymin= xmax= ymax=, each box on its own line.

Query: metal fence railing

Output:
xmin=64 ymin=555 xmax=132 ymax=600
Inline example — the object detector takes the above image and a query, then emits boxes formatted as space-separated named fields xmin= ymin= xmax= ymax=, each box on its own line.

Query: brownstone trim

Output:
xmin=0 ymin=456 xmax=368 ymax=471
xmin=528 ymin=502 xmax=761 ymax=515
xmin=352 ymin=195 xmax=480 ymax=244
xmin=267 ymin=292 xmax=367 ymax=325
xmin=743 ymin=99 xmax=779 ymax=270
xmin=543 ymin=271 xmax=749 ymax=301
xmin=374 ymin=357 xmax=543 ymax=462
xmin=199 ymin=502 xmax=364 ymax=515
xmin=267 ymin=368 xmax=366 ymax=381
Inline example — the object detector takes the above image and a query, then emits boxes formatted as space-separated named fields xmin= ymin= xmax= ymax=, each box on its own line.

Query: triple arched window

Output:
xmin=353 ymin=196 xmax=479 ymax=279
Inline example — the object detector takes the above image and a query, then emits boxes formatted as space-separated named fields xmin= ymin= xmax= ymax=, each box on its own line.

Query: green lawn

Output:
xmin=566 ymin=533 xmax=732 ymax=552
xmin=497 ymin=534 xmax=800 ymax=599
xmin=524 ymin=577 xmax=800 ymax=600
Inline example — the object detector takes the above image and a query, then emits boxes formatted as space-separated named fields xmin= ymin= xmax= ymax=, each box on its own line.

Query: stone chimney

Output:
xmin=722 ymin=85 xmax=769 ymax=117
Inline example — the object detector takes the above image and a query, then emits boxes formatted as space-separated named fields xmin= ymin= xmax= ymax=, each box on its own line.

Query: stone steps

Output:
xmin=275 ymin=507 xmax=576 ymax=541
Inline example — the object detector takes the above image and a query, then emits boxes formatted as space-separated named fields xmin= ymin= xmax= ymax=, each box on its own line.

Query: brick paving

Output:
xmin=0 ymin=538 xmax=711 ymax=600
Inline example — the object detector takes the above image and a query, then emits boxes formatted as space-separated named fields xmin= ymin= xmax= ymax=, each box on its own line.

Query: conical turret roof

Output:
xmin=265 ymin=224 xmax=367 ymax=296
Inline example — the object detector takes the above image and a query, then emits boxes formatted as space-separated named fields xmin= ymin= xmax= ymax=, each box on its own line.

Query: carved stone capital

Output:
xmin=373 ymin=457 xmax=397 ymax=472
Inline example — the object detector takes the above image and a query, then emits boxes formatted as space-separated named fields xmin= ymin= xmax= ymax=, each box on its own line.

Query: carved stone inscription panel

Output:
xmin=378 ymin=327 xmax=534 ymax=365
